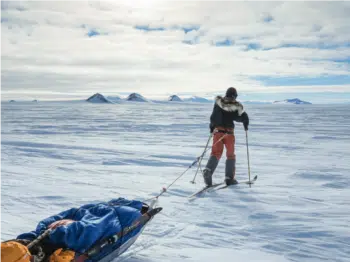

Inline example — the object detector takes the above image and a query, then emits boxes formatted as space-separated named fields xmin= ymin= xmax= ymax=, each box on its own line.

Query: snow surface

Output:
xmin=2 ymin=102 xmax=350 ymax=262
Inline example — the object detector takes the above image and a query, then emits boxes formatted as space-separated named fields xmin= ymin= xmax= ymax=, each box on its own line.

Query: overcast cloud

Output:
xmin=1 ymin=1 xmax=350 ymax=101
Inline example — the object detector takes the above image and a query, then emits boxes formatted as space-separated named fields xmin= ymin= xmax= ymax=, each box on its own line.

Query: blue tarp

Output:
xmin=17 ymin=198 xmax=144 ymax=255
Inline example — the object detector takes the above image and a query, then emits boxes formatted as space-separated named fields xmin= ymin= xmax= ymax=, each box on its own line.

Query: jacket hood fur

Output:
xmin=215 ymin=96 xmax=244 ymax=115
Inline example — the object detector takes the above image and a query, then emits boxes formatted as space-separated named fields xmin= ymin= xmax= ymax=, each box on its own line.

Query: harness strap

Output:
xmin=215 ymin=129 xmax=233 ymax=135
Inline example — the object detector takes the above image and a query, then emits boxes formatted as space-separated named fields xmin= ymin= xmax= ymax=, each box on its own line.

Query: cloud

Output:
xmin=1 ymin=1 xmax=349 ymax=101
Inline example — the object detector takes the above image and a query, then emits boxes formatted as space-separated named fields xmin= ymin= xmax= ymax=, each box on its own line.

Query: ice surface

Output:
xmin=1 ymin=101 xmax=350 ymax=262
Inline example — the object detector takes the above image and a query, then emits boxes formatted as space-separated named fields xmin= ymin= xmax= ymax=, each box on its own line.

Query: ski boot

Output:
xmin=225 ymin=159 xmax=238 ymax=186
xmin=202 ymin=156 xmax=219 ymax=187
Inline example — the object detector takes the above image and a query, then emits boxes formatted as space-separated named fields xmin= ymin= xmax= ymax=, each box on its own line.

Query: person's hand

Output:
xmin=243 ymin=121 xmax=249 ymax=131
xmin=48 ymin=219 xmax=74 ymax=229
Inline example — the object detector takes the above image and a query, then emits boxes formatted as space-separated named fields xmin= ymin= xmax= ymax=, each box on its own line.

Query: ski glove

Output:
xmin=243 ymin=121 xmax=249 ymax=131
xmin=243 ymin=122 xmax=249 ymax=131
xmin=243 ymin=115 xmax=249 ymax=131
xmin=240 ymin=112 xmax=249 ymax=131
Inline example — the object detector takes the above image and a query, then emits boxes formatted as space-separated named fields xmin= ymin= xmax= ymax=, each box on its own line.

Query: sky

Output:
xmin=1 ymin=1 xmax=350 ymax=103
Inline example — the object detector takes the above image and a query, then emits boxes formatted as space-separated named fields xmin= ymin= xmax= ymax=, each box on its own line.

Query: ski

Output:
xmin=213 ymin=175 xmax=258 ymax=191
xmin=188 ymin=183 xmax=223 ymax=199
xmin=188 ymin=175 xmax=258 ymax=198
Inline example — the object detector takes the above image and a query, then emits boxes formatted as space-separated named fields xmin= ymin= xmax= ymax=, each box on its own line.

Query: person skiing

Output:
xmin=203 ymin=87 xmax=249 ymax=186
xmin=1 ymin=198 xmax=161 ymax=262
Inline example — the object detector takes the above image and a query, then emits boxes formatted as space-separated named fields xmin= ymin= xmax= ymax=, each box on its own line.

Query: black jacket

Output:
xmin=209 ymin=96 xmax=249 ymax=130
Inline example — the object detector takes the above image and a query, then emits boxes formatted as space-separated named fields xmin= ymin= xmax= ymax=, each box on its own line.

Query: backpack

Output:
xmin=1 ymin=241 xmax=31 ymax=262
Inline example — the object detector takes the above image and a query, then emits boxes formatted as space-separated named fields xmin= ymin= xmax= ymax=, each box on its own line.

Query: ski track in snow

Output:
xmin=2 ymin=101 xmax=350 ymax=262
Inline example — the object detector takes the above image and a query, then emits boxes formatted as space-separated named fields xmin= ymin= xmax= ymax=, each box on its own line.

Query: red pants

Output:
xmin=211 ymin=129 xmax=235 ymax=160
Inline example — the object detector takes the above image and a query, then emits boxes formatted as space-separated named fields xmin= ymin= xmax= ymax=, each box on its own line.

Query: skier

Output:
xmin=203 ymin=87 xmax=249 ymax=186
xmin=1 ymin=198 xmax=161 ymax=262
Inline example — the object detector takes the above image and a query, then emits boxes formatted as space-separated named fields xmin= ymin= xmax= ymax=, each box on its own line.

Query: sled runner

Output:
xmin=79 ymin=202 xmax=161 ymax=262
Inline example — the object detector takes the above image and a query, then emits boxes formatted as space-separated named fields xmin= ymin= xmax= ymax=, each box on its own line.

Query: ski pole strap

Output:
xmin=76 ymin=208 xmax=162 ymax=260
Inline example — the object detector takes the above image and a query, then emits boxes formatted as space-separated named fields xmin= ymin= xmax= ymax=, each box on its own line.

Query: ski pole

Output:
xmin=245 ymin=130 xmax=252 ymax=187
xmin=190 ymin=133 xmax=212 ymax=184
xmin=144 ymin=133 xmax=227 ymax=202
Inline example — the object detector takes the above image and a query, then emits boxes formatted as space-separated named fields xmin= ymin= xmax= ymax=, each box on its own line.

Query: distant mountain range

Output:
xmin=87 ymin=93 xmax=111 ymax=103
xmin=183 ymin=96 xmax=211 ymax=103
xmin=126 ymin=93 xmax=150 ymax=102
xmin=86 ymin=93 xmax=213 ymax=104
xmin=86 ymin=93 xmax=312 ymax=105
xmin=273 ymin=98 xmax=312 ymax=105
xmin=168 ymin=95 xmax=183 ymax=102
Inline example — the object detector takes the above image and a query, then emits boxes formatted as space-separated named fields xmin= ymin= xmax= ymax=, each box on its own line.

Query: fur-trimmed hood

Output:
xmin=215 ymin=96 xmax=244 ymax=115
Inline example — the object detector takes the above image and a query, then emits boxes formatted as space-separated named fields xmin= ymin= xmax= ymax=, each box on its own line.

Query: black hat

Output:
xmin=225 ymin=87 xmax=237 ymax=98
